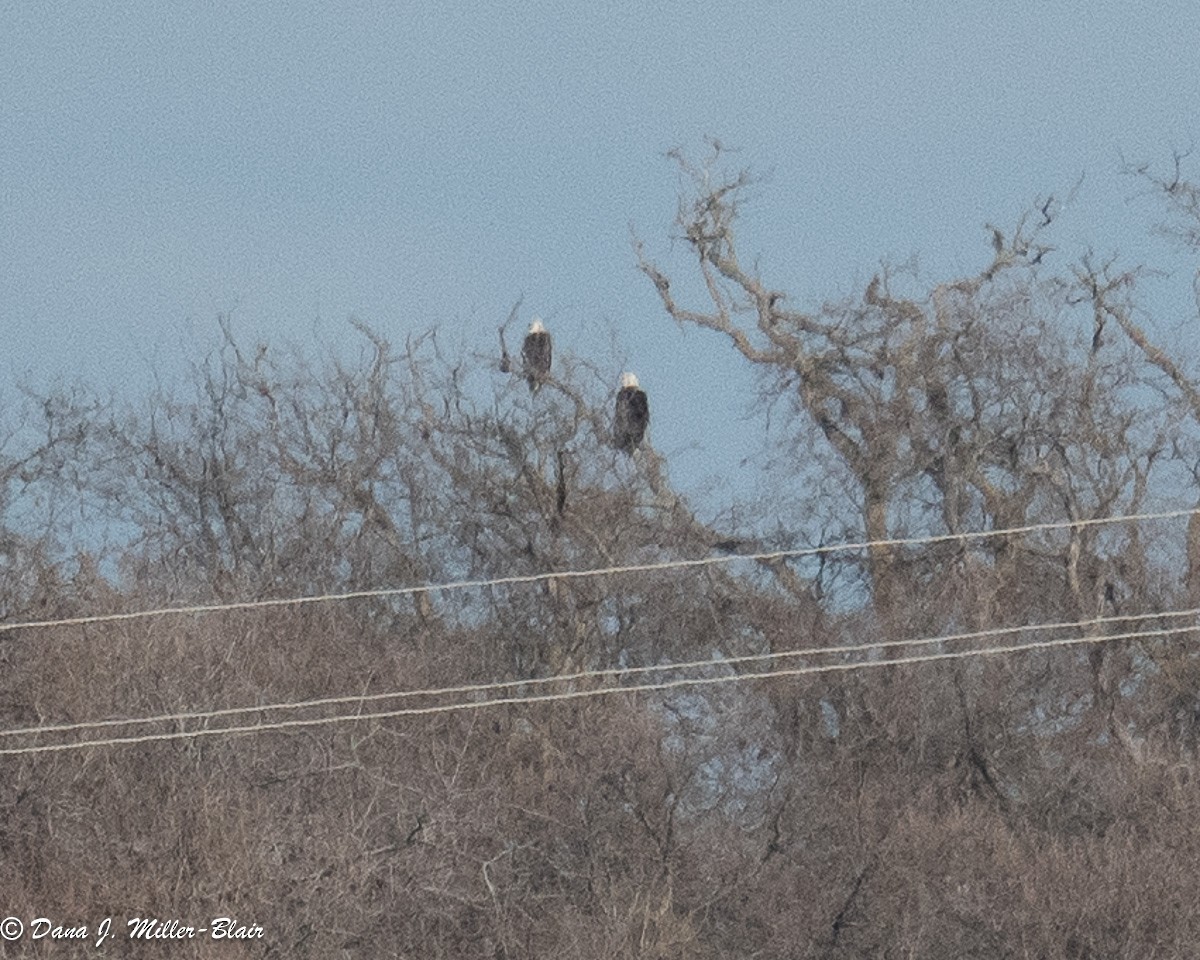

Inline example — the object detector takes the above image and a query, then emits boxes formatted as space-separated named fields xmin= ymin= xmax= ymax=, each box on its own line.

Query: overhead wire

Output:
xmin=2 ymin=606 xmax=1195 ymax=742
xmin=0 ymin=506 xmax=1192 ymax=637
xmin=1 ymin=506 xmax=1193 ymax=757
xmin=2 ymin=617 xmax=1195 ymax=757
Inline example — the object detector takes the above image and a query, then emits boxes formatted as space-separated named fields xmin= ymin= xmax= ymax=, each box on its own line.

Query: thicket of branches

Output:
xmin=3 ymin=149 xmax=1200 ymax=958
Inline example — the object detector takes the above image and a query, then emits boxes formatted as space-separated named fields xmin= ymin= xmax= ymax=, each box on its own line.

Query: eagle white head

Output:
xmin=528 ymin=318 xmax=546 ymax=334
xmin=620 ymin=372 xmax=640 ymax=389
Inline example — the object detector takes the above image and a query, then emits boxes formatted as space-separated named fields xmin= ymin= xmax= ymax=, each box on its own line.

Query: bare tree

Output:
xmin=4 ymin=147 xmax=1200 ymax=958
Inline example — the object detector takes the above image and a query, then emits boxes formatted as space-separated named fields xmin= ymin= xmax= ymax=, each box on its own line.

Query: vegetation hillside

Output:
xmin=3 ymin=151 xmax=1200 ymax=958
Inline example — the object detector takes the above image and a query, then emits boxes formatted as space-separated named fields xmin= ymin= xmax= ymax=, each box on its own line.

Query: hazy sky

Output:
xmin=4 ymin=1 xmax=1199 ymax=507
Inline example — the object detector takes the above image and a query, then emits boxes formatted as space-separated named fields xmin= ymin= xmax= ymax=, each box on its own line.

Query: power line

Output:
xmin=2 ymin=619 xmax=1194 ymax=758
xmin=0 ymin=507 xmax=1191 ymax=637
xmin=3 ymin=606 xmax=1195 ymax=741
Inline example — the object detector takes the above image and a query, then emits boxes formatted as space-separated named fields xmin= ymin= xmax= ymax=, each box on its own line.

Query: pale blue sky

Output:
xmin=3 ymin=1 xmax=1199 ymax=507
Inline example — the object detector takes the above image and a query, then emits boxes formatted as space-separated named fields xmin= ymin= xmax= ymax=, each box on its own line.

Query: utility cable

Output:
xmin=0 ymin=507 xmax=1191 ymax=637
xmin=1 ymin=606 xmax=1194 ymax=741
xmin=1 ymin=619 xmax=1193 ymax=757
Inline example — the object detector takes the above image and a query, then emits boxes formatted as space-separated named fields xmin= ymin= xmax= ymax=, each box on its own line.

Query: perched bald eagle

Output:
xmin=614 ymin=373 xmax=649 ymax=453
xmin=521 ymin=319 xmax=552 ymax=391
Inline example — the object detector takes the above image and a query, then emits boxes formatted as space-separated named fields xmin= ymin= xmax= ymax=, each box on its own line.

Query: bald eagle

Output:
xmin=521 ymin=319 xmax=552 ymax=391
xmin=614 ymin=373 xmax=649 ymax=453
